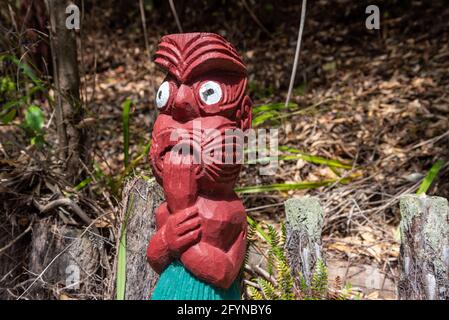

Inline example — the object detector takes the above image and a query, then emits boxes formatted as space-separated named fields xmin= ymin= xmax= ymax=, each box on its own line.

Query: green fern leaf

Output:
xmin=257 ymin=278 xmax=279 ymax=300
xmin=248 ymin=286 xmax=263 ymax=300
xmin=311 ymin=259 xmax=328 ymax=299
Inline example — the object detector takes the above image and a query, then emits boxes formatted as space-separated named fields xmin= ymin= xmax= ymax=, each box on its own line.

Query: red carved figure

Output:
xmin=147 ymin=33 xmax=252 ymax=300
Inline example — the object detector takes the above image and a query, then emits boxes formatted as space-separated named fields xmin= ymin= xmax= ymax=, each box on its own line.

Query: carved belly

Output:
xmin=195 ymin=196 xmax=246 ymax=251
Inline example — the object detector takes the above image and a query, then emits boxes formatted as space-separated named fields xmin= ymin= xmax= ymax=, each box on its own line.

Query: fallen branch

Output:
xmin=33 ymin=197 xmax=94 ymax=231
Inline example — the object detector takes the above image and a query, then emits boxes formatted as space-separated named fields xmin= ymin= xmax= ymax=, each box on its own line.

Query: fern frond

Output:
xmin=247 ymin=223 xmax=257 ymax=242
xmin=276 ymin=257 xmax=295 ymax=300
xmin=280 ymin=222 xmax=287 ymax=247
xmin=245 ymin=218 xmax=335 ymax=301
xmin=247 ymin=286 xmax=263 ymax=300
xmin=257 ymin=278 xmax=279 ymax=300
xmin=298 ymin=273 xmax=308 ymax=297
xmin=266 ymin=224 xmax=280 ymax=248
xmin=311 ymin=259 xmax=328 ymax=299
xmin=271 ymin=245 xmax=287 ymax=263
xmin=267 ymin=250 xmax=275 ymax=275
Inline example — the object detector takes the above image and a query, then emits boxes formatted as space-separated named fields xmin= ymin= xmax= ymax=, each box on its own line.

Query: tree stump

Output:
xmin=28 ymin=218 xmax=100 ymax=299
xmin=398 ymin=194 xmax=449 ymax=300
xmin=117 ymin=177 xmax=164 ymax=300
xmin=284 ymin=197 xmax=325 ymax=290
xmin=0 ymin=223 xmax=30 ymax=299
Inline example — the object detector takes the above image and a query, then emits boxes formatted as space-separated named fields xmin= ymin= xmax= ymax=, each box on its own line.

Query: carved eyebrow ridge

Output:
xmin=155 ymin=33 xmax=246 ymax=83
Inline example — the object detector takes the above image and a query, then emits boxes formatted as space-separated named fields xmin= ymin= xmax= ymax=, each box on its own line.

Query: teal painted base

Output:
xmin=151 ymin=261 xmax=241 ymax=300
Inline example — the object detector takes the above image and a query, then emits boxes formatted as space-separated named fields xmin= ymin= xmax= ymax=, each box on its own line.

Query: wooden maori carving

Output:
xmin=146 ymin=33 xmax=252 ymax=300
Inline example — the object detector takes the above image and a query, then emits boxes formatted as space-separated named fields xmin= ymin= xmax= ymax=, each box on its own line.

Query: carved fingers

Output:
xmin=165 ymin=207 xmax=202 ymax=257
xmin=162 ymin=151 xmax=199 ymax=212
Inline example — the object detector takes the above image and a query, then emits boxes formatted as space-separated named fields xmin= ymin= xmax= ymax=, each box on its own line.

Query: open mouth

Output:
xmin=159 ymin=144 xmax=174 ymax=163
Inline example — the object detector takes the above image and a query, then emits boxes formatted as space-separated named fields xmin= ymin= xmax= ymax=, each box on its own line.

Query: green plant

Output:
xmin=278 ymin=146 xmax=353 ymax=169
xmin=116 ymin=194 xmax=135 ymax=300
xmin=73 ymin=96 xmax=149 ymax=196
xmin=251 ymin=98 xmax=334 ymax=128
xmin=309 ymin=259 xmax=328 ymax=299
xmin=122 ymin=98 xmax=133 ymax=168
xmin=0 ymin=74 xmax=18 ymax=124
xmin=235 ymin=176 xmax=354 ymax=194
xmin=246 ymin=219 xmax=295 ymax=300
xmin=23 ymin=105 xmax=46 ymax=147
xmin=0 ymin=76 xmax=15 ymax=102
xmin=1 ymin=55 xmax=48 ymax=146
xmin=245 ymin=218 xmax=356 ymax=300
xmin=252 ymin=102 xmax=297 ymax=127
xmin=416 ymin=159 xmax=444 ymax=195
xmin=248 ymin=81 xmax=275 ymax=100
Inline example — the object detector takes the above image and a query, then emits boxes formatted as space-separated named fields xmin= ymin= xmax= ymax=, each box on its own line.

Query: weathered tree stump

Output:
xmin=117 ymin=177 xmax=164 ymax=300
xmin=0 ymin=223 xmax=30 ymax=299
xmin=28 ymin=218 xmax=100 ymax=299
xmin=398 ymin=194 xmax=449 ymax=300
xmin=284 ymin=197 xmax=325 ymax=290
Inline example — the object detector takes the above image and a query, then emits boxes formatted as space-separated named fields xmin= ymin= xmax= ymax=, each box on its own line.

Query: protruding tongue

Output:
xmin=162 ymin=151 xmax=198 ymax=213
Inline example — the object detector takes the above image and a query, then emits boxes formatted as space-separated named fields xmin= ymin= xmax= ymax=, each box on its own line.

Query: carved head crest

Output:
xmin=153 ymin=33 xmax=251 ymax=130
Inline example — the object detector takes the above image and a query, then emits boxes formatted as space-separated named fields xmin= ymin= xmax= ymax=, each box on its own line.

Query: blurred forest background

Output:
xmin=1 ymin=0 xmax=449 ymax=300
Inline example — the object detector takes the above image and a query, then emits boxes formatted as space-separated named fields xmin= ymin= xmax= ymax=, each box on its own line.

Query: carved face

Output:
xmin=150 ymin=33 xmax=252 ymax=194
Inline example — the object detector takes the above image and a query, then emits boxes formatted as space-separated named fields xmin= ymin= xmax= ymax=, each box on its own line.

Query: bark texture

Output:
xmin=28 ymin=218 xmax=99 ymax=299
xmin=117 ymin=177 xmax=164 ymax=300
xmin=0 ymin=224 xmax=30 ymax=299
xmin=46 ymin=0 xmax=87 ymax=181
xmin=398 ymin=194 xmax=449 ymax=300
xmin=284 ymin=197 xmax=325 ymax=289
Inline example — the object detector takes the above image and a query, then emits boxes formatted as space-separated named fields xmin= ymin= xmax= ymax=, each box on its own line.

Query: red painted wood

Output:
xmin=147 ymin=33 xmax=251 ymax=289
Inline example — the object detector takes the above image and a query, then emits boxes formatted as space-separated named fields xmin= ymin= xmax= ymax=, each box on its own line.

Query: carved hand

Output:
xmin=162 ymin=151 xmax=198 ymax=212
xmin=147 ymin=203 xmax=201 ymax=273
xmin=164 ymin=206 xmax=202 ymax=257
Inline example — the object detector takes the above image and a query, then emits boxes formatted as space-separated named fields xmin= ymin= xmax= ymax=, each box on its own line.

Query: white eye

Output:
xmin=155 ymin=81 xmax=170 ymax=109
xmin=199 ymin=81 xmax=222 ymax=105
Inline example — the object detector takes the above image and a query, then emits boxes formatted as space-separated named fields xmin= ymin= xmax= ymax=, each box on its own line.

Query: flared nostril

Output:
xmin=172 ymin=104 xmax=198 ymax=122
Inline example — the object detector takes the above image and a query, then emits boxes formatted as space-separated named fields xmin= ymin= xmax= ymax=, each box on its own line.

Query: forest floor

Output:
xmin=2 ymin=0 xmax=449 ymax=299
xmin=78 ymin=1 xmax=448 ymax=299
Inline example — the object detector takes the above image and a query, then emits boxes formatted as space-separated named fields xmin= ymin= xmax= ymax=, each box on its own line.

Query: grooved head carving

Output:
xmin=150 ymin=33 xmax=252 ymax=194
